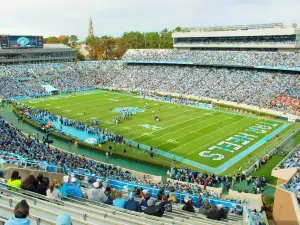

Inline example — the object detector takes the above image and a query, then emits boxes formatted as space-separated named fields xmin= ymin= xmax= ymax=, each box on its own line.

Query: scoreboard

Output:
xmin=0 ymin=35 xmax=43 ymax=48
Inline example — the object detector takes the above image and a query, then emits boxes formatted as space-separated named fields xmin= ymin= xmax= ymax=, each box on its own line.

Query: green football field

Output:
xmin=21 ymin=90 xmax=298 ymax=174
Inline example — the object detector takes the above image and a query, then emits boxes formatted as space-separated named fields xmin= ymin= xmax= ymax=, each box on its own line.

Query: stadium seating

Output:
xmin=121 ymin=49 xmax=300 ymax=68
xmin=275 ymin=145 xmax=300 ymax=169
xmin=0 ymin=180 xmax=243 ymax=225
xmin=0 ymin=60 xmax=299 ymax=114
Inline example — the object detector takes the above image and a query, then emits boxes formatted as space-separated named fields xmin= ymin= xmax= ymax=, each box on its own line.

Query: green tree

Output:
xmin=69 ymin=35 xmax=79 ymax=47
xmin=174 ymin=26 xmax=182 ymax=32
xmin=122 ymin=32 xmax=145 ymax=49
xmin=44 ymin=36 xmax=60 ymax=44
xmin=159 ymin=28 xmax=173 ymax=49
xmin=99 ymin=36 xmax=117 ymax=60
xmin=144 ymin=32 xmax=160 ymax=48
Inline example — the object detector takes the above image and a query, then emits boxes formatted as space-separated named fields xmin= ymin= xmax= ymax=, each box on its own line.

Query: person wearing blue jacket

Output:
xmin=124 ymin=192 xmax=142 ymax=212
xmin=5 ymin=200 xmax=30 ymax=225
xmin=193 ymin=197 xmax=203 ymax=208
xmin=66 ymin=177 xmax=83 ymax=198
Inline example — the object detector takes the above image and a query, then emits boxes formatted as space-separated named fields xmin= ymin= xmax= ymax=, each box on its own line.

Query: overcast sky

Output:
xmin=0 ymin=0 xmax=299 ymax=40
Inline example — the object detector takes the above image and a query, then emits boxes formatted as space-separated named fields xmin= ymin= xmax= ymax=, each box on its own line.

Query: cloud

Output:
xmin=0 ymin=0 xmax=299 ymax=40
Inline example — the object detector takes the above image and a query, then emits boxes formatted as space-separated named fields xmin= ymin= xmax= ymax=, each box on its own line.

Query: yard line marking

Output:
xmin=168 ymin=116 xmax=250 ymax=154
xmin=124 ymin=110 xmax=206 ymax=136
xmin=142 ymin=113 xmax=225 ymax=144
xmin=181 ymin=118 xmax=258 ymax=157
xmin=130 ymin=113 xmax=210 ymax=140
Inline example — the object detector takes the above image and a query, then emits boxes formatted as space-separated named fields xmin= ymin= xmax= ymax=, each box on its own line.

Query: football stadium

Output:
xmin=0 ymin=7 xmax=300 ymax=225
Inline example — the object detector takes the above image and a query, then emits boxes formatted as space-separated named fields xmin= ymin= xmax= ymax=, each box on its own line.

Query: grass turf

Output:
xmin=21 ymin=90 xmax=299 ymax=174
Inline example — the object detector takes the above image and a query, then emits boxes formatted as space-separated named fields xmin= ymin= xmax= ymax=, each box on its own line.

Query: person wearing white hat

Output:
xmin=96 ymin=178 xmax=101 ymax=183
xmin=122 ymin=186 xmax=128 ymax=194
xmin=66 ymin=177 xmax=83 ymax=198
xmin=217 ymin=204 xmax=229 ymax=219
xmin=182 ymin=197 xmax=195 ymax=212
xmin=86 ymin=182 xmax=108 ymax=203
xmin=63 ymin=175 xmax=69 ymax=184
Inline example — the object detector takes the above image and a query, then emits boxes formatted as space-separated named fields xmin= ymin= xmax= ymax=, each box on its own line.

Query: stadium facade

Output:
xmin=0 ymin=35 xmax=76 ymax=65
xmin=173 ymin=23 xmax=300 ymax=52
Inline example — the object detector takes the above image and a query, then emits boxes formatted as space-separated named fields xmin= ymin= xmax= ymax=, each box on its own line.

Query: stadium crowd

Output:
xmin=276 ymin=146 xmax=300 ymax=169
xmin=279 ymin=146 xmax=300 ymax=201
xmin=122 ymin=49 xmax=300 ymax=68
xmin=0 ymin=115 xmax=218 ymax=197
xmin=4 ymin=171 xmax=245 ymax=224
xmin=105 ymin=65 xmax=300 ymax=114
xmin=0 ymin=60 xmax=299 ymax=114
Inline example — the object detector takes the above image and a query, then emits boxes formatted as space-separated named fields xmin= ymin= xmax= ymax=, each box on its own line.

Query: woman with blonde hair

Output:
xmin=55 ymin=179 xmax=67 ymax=198
xmin=113 ymin=191 xmax=125 ymax=208
xmin=168 ymin=192 xmax=177 ymax=203
xmin=47 ymin=181 xmax=62 ymax=200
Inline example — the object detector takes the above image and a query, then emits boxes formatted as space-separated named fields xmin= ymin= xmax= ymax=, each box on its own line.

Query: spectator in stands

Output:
xmin=144 ymin=199 xmax=164 ymax=217
xmin=218 ymin=204 xmax=229 ymax=219
xmin=141 ymin=193 xmax=150 ymax=208
xmin=34 ymin=174 xmax=43 ymax=188
xmin=5 ymin=200 xmax=30 ymax=225
xmin=21 ymin=175 xmax=38 ymax=193
xmin=135 ymin=188 xmax=143 ymax=198
xmin=157 ymin=189 xmax=164 ymax=200
xmin=168 ymin=192 xmax=177 ymax=203
xmin=113 ymin=191 xmax=126 ymax=208
xmin=47 ymin=182 xmax=62 ymax=200
xmin=56 ymin=213 xmax=72 ymax=225
xmin=124 ymin=192 xmax=142 ymax=212
xmin=66 ymin=177 xmax=83 ymax=198
xmin=193 ymin=196 xmax=203 ymax=208
xmin=104 ymin=186 xmax=113 ymax=205
xmin=207 ymin=204 xmax=221 ymax=221
xmin=7 ymin=171 xmax=22 ymax=189
xmin=86 ymin=182 xmax=107 ymax=203
xmin=199 ymin=200 xmax=211 ymax=215
xmin=159 ymin=195 xmax=172 ymax=212
xmin=122 ymin=186 xmax=129 ymax=194
xmin=37 ymin=177 xmax=49 ymax=196
xmin=182 ymin=197 xmax=195 ymax=212
xmin=55 ymin=179 xmax=67 ymax=198
xmin=234 ymin=205 xmax=243 ymax=215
